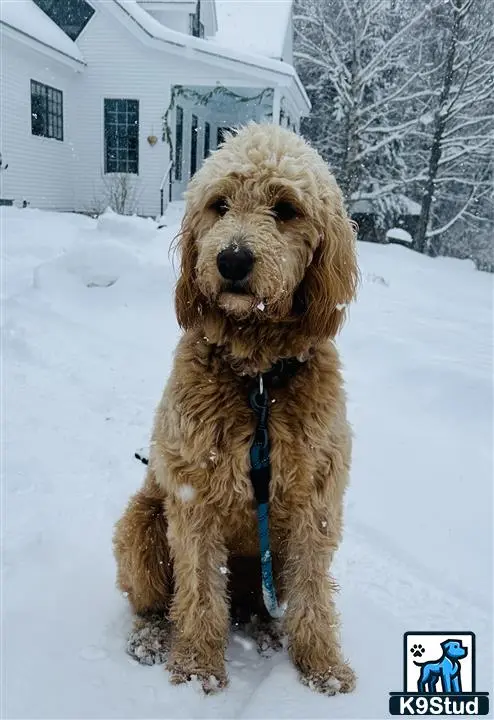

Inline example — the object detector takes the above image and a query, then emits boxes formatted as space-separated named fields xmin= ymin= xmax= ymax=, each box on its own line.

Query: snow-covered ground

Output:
xmin=2 ymin=205 xmax=493 ymax=718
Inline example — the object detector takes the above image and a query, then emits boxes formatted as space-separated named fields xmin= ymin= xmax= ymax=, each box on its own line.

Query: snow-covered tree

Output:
xmin=294 ymin=0 xmax=494 ymax=264
xmin=293 ymin=0 xmax=437 ymax=225
xmin=411 ymin=0 xmax=494 ymax=255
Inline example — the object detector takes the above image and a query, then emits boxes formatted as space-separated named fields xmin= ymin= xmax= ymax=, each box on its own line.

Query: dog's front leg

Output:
xmin=166 ymin=497 xmax=229 ymax=693
xmin=283 ymin=504 xmax=356 ymax=696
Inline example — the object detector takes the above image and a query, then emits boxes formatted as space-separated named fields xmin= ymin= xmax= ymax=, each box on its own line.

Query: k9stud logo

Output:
xmin=389 ymin=632 xmax=489 ymax=715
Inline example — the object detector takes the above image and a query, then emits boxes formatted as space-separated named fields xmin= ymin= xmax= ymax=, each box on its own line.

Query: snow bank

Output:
xmin=3 ymin=205 xmax=492 ymax=718
xmin=33 ymin=240 xmax=137 ymax=292
xmin=96 ymin=207 xmax=159 ymax=240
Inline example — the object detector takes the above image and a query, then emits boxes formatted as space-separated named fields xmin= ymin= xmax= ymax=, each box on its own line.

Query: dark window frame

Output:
xmin=204 ymin=121 xmax=210 ymax=159
xmin=104 ymin=98 xmax=139 ymax=175
xmin=189 ymin=12 xmax=204 ymax=37
xmin=31 ymin=80 xmax=63 ymax=141
xmin=190 ymin=114 xmax=199 ymax=177
xmin=175 ymin=106 xmax=184 ymax=181
xmin=33 ymin=0 xmax=95 ymax=41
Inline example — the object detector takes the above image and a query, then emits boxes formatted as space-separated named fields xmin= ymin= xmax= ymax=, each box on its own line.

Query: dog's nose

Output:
xmin=217 ymin=245 xmax=254 ymax=282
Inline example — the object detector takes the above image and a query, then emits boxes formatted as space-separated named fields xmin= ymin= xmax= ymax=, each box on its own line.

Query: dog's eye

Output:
xmin=210 ymin=198 xmax=229 ymax=217
xmin=271 ymin=201 xmax=298 ymax=222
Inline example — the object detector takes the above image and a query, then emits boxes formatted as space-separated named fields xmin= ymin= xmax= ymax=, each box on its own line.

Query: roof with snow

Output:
xmin=1 ymin=0 xmax=308 ymax=110
xmin=0 ymin=0 xmax=85 ymax=63
xmin=115 ymin=0 xmax=306 ymax=87
xmin=214 ymin=0 xmax=292 ymax=59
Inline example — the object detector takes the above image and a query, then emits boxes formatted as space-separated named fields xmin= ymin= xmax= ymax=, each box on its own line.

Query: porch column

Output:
xmin=271 ymin=87 xmax=281 ymax=125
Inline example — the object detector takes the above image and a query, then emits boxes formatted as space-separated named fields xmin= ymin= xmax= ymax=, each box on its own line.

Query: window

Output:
xmin=175 ymin=106 xmax=183 ymax=181
xmin=104 ymin=99 xmax=139 ymax=174
xmin=204 ymin=122 xmax=210 ymax=158
xmin=190 ymin=115 xmax=199 ymax=177
xmin=33 ymin=0 xmax=94 ymax=41
xmin=31 ymin=80 xmax=63 ymax=141
xmin=189 ymin=12 xmax=204 ymax=38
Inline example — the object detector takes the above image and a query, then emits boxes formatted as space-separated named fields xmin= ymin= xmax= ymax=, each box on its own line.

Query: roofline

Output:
xmin=0 ymin=20 xmax=86 ymax=67
xmin=114 ymin=1 xmax=310 ymax=111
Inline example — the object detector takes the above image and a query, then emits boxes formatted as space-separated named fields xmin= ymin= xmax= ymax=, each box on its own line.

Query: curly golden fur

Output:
xmin=114 ymin=123 xmax=359 ymax=695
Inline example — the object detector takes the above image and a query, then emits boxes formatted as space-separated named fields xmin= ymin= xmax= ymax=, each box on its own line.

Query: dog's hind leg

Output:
xmin=113 ymin=469 xmax=172 ymax=664
xmin=428 ymin=675 xmax=439 ymax=693
xmin=113 ymin=468 xmax=172 ymax=615
xmin=417 ymin=670 xmax=427 ymax=693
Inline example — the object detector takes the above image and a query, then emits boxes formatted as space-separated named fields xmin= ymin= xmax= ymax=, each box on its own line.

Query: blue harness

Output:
xmin=248 ymin=358 xmax=303 ymax=618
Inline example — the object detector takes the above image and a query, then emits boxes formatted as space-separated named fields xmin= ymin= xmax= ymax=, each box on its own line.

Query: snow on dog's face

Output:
xmin=175 ymin=123 xmax=358 ymax=340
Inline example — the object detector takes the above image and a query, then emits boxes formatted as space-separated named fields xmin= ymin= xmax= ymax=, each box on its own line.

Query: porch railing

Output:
xmin=160 ymin=160 xmax=173 ymax=217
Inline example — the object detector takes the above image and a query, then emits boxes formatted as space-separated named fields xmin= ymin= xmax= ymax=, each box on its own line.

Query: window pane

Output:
xmin=31 ymin=96 xmax=45 ymax=136
xmin=31 ymin=79 xmax=63 ymax=141
xmin=104 ymin=98 xmax=139 ymax=174
xmin=190 ymin=115 xmax=198 ymax=177
xmin=175 ymin=106 xmax=183 ymax=181
xmin=204 ymin=122 xmax=210 ymax=158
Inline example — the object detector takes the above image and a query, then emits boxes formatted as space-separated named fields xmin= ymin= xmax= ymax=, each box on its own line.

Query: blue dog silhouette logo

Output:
xmin=413 ymin=638 xmax=467 ymax=693
xmin=389 ymin=631 xmax=490 ymax=715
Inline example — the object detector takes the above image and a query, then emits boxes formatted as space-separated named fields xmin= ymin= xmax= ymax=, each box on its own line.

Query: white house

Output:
xmin=0 ymin=0 xmax=310 ymax=217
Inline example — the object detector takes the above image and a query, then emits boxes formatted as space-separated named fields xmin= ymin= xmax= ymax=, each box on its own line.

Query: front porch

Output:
xmin=164 ymin=84 xmax=300 ymax=203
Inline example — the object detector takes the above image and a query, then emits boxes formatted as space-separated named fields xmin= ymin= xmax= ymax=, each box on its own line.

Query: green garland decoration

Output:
xmin=162 ymin=84 xmax=274 ymax=167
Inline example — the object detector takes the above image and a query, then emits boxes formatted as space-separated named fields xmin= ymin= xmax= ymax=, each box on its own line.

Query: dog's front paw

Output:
xmin=169 ymin=666 xmax=228 ymax=694
xmin=300 ymin=662 xmax=356 ymax=696
xmin=167 ymin=647 xmax=227 ymax=694
xmin=127 ymin=615 xmax=170 ymax=666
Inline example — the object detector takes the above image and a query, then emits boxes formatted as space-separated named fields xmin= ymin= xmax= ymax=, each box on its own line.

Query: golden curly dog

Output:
xmin=114 ymin=123 xmax=359 ymax=696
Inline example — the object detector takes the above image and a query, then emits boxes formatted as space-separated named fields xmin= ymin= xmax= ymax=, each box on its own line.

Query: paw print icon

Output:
xmin=410 ymin=643 xmax=425 ymax=658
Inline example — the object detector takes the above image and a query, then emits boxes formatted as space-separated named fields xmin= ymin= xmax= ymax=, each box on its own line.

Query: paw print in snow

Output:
xmin=410 ymin=643 xmax=425 ymax=658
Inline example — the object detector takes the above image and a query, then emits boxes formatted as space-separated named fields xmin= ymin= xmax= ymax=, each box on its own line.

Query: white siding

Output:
xmin=72 ymin=7 xmax=171 ymax=217
xmin=0 ymin=36 xmax=80 ymax=211
xmin=73 ymin=4 xmax=281 ymax=214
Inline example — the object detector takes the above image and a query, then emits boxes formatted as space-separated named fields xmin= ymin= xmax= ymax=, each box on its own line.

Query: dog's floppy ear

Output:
xmin=174 ymin=213 xmax=204 ymax=329
xmin=295 ymin=195 xmax=359 ymax=340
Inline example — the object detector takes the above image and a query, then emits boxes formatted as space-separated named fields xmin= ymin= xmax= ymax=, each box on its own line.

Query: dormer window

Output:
xmin=33 ymin=0 xmax=95 ymax=41
xmin=189 ymin=0 xmax=204 ymax=38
